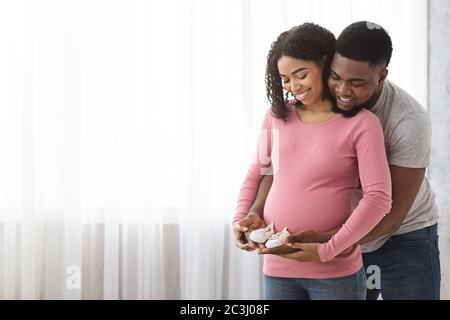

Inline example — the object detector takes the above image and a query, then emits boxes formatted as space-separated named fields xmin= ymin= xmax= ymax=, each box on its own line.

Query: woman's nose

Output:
xmin=291 ymin=78 xmax=303 ymax=91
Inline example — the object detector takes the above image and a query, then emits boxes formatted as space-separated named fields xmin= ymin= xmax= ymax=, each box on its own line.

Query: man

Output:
xmin=234 ymin=21 xmax=440 ymax=300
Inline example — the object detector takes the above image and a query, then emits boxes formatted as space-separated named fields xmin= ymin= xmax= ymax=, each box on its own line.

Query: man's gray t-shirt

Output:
xmin=354 ymin=80 xmax=439 ymax=253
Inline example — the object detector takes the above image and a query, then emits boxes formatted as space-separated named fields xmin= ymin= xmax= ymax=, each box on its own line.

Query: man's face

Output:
xmin=328 ymin=53 xmax=388 ymax=111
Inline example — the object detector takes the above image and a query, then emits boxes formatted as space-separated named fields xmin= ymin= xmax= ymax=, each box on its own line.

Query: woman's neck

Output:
xmin=298 ymin=98 xmax=333 ymax=113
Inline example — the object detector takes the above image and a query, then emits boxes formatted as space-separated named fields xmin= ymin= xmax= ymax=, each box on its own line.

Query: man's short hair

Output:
xmin=336 ymin=21 xmax=393 ymax=67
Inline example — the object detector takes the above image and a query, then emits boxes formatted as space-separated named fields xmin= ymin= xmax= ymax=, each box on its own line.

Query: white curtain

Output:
xmin=0 ymin=0 xmax=429 ymax=299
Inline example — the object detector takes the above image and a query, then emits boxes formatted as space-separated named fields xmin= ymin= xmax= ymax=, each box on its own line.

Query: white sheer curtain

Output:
xmin=0 ymin=0 xmax=428 ymax=299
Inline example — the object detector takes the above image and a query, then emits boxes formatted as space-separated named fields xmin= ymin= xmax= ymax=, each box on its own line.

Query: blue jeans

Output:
xmin=363 ymin=223 xmax=441 ymax=300
xmin=263 ymin=267 xmax=366 ymax=300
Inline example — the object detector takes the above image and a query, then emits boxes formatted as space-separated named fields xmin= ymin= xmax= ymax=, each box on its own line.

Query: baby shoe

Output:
xmin=265 ymin=227 xmax=290 ymax=248
xmin=250 ymin=222 xmax=275 ymax=244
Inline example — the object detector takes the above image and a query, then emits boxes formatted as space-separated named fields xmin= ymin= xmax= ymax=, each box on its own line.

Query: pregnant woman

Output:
xmin=232 ymin=23 xmax=392 ymax=300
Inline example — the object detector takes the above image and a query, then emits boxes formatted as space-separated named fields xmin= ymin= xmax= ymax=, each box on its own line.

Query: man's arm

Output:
xmin=248 ymin=174 xmax=273 ymax=217
xmin=358 ymin=111 xmax=431 ymax=243
xmin=281 ymin=165 xmax=426 ymax=262
xmin=358 ymin=165 xmax=425 ymax=244
xmin=234 ymin=174 xmax=274 ymax=251
xmin=291 ymin=166 xmax=426 ymax=245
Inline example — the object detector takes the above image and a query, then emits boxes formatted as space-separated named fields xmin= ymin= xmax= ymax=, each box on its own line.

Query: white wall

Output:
xmin=429 ymin=0 xmax=450 ymax=300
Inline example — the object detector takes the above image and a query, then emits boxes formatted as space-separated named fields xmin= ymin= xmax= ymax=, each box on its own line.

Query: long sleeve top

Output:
xmin=233 ymin=105 xmax=392 ymax=278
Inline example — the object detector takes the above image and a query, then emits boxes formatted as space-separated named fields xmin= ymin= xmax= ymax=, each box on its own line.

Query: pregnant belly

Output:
xmin=263 ymin=187 xmax=352 ymax=234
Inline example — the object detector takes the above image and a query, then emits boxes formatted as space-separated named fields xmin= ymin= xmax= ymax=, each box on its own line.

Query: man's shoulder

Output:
xmin=384 ymin=81 xmax=427 ymax=115
xmin=383 ymin=82 xmax=429 ymax=128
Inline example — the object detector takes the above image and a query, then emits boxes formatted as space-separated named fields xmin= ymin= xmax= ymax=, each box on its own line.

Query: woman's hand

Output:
xmin=259 ymin=229 xmax=328 ymax=256
xmin=233 ymin=212 xmax=266 ymax=251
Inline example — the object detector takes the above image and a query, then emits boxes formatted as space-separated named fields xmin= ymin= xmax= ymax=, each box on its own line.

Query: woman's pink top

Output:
xmin=233 ymin=106 xmax=392 ymax=278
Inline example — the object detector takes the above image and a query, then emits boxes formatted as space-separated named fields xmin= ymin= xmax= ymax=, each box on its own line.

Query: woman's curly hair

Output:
xmin=265 ymin=23 xmax=336 ymax=120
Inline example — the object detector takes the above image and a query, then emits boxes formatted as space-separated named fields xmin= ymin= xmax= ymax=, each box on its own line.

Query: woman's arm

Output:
xmin=232 ymin=108 xmax=274 ymax=225
xmin=358 ymin=166 xmax=425 ymax=243
xmin=317 ymin=112 xmax=392 ymax=262
xmin=291 ymin=166 xmax=425 ymax=246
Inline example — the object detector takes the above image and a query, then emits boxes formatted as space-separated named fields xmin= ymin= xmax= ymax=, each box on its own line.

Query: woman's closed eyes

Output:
xmin=281 ymin=72 xmax=308 ymax=84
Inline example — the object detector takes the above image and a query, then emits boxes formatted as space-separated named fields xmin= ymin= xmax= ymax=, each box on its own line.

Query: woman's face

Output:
xmin=277 ymin=56 xmax=324 ymax=106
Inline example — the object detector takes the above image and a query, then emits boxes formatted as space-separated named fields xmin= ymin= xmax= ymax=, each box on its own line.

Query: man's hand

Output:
xmin=259 ymin=229 xmax=327 ymax=255
xmin=285 ymin=229 xmax=330 ymax=244
xmin=233 ymin=212 xmax=266 ymax=251
xmin=279 ymin=243 xmax=321 ymax=262
xmin=233 ymin=222 xmax=250 ymax=251
xmin=258 ymin=244 xmax=300 ymax=255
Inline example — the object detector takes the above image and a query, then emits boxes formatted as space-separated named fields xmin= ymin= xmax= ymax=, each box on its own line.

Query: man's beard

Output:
xmin=331 ymin=100 xmax=364 ymax=118
xmin=329 ymin=86 xmax=382 ymax=117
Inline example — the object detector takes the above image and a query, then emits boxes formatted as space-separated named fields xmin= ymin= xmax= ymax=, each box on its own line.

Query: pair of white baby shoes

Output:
xmin=249 ymin=223 xmax=290 ymax=248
